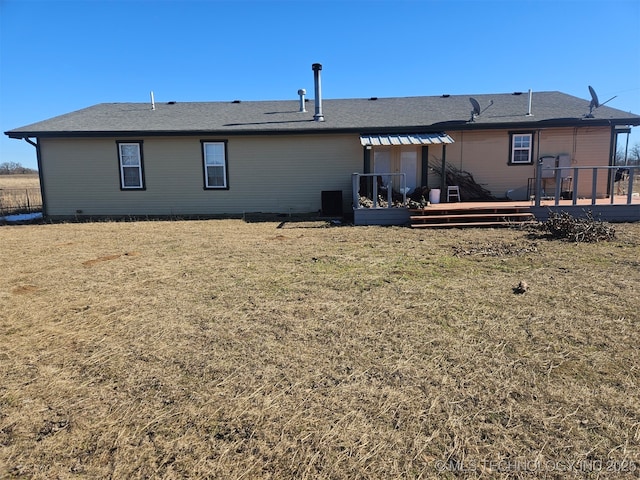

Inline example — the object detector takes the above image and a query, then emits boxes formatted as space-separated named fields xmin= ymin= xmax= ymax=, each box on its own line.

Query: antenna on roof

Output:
xmin=585 ymin=85 xmax=616 ymax=118
xmin=468 ymin=97 xmax=493 ymax=122
xmin=150 ymin=91 xmax=155 ymax=111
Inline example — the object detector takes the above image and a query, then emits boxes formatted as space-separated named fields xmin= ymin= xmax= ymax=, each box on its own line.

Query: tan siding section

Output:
xmin=537 ymin=127 xmax=612 ymax=197
xmin=441 ymin=127 xmax=612 ymax=199
xmin=41 ymin=135 xmax=362 ymax=217
xmin=445 ymin=130 xmax=534 ymax=198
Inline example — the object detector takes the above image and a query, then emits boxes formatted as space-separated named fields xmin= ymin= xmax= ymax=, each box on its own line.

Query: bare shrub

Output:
xmin=535 ymin=210 xmax=616 ymax=243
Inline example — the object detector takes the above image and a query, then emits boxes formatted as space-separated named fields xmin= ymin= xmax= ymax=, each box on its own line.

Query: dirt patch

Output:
xmin=453 ymin=241 xmax=538 ymax=257
xmin=11 ymin=285 xmax=39 ymax=295
xmin=81 ymin=252 xmax=139 ymax=266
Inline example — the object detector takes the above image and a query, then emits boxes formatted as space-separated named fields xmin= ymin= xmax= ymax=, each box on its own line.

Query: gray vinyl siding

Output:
xmin=40 ymin=134 xmax=362 ymax=217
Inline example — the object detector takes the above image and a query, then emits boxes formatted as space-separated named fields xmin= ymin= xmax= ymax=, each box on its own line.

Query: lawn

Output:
xmin=1 ymin=219 xmax=639 ymax=478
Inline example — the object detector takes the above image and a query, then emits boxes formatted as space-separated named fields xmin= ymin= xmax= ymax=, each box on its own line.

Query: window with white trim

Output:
xmin=509 ymin=133 xmax=534 ymax=164
xmin=202 ymin=141 xmax=228 ymax=189
xmin=117 ymin=141 xmax=144 ymax=189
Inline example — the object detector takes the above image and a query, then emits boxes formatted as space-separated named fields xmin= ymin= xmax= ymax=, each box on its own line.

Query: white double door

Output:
xmin=373 ymin=147 xmax=418 ymax=193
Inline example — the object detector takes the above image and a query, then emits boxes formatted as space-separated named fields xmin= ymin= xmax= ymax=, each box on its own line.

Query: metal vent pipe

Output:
xmin=312 ymin=63 xmax=324 ymax=122
xmin=298 ymin=88 xmax=307 ymax=113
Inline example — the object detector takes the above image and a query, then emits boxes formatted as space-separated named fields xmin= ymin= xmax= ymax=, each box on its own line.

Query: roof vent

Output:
xmin=513 ymin=92 xmax=523 ymax=95
xmin=312 ymin=63 xmax=324 ymax=122
xmin=232 ymin=100 xmax=241 ymax=104
xmin=369 ymin=97 xmax=378 ymax=101
xmin=167 ymin=101 xmax=176 ymax=105
xmin=441 ymin=94 xmax=450 ymax=98
xmin=297 ymin=88 xmax=307 ymax=113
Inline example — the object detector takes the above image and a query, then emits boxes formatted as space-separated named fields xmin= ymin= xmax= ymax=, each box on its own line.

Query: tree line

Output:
xmin=0 ymin=162 xmax=38 ymax=175
xmin=616 ymin=143 xmax=640 ymax=165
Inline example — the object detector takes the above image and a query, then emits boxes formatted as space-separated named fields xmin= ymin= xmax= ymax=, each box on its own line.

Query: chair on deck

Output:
xmin=447 ymin=185 xmax=461 ymax=202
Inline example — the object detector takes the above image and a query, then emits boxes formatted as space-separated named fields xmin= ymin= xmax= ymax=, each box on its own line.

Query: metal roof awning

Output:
xmin=360 ymin=133 xmax=454 ymax=146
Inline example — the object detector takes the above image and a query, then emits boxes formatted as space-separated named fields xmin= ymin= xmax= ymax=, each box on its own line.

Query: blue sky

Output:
xmin=1 ymin=0 xmax=639 ymax=170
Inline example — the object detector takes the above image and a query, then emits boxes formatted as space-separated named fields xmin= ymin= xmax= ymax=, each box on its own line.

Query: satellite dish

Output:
xmin=588 ymin=85 xmax=600 ymax=109
xmin=468 ymin=97 xmax=493 ymax=122
xmin=585 ymin=85 xmax=616 ymax=118
xmin=470 ymin=97 xmax=481 ymax=116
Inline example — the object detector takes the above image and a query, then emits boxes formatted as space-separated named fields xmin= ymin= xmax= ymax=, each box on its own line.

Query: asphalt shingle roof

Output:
xmin=6 ymin=91 xmax=640 ymax=138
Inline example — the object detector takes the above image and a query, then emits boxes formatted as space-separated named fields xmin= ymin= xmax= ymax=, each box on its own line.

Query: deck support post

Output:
xmin=352 ymin=173 xmax=359 ymax=209
xmin=554 ymin=168 xmax=562 ymax=206
xmin=535 ymin=157 xmax=543 ymax=207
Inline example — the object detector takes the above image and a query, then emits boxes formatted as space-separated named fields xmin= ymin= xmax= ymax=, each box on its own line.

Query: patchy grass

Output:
xmin=1 ymin=220 xmax=639 ymax=478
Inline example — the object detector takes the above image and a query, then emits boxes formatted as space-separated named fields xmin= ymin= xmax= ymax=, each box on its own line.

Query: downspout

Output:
xmin=23 ymin=137 xmax=47 ymax=217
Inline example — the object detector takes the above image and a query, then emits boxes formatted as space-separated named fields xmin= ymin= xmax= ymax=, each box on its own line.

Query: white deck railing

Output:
xmin=352 ymin=173 xmax=408 ymax=209
xmin=534 ymin=162 xmax=637 ymax=207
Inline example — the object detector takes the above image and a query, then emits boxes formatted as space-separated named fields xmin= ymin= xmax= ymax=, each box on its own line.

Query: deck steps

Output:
xmin=409 ymin=205 xmax=536 ymax=228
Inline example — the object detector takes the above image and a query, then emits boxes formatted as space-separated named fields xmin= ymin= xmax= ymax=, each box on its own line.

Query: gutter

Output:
xmin=5 ymin=112 xmax=640 ymax=145
xmin=6 ymin=117 xmax=639 ymax=141
xmin=22 ymin=137 xmax=47 ymax=218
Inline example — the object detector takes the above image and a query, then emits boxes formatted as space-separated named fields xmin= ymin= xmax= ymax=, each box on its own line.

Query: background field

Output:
xmin=0 ymin=174 xmax=41 ymax=215
xmin=1 ymin=219 xmax=639 ymax=478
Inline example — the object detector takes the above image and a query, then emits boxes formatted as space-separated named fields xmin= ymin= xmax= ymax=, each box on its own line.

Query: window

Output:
xmin=117 ymin=141 xmax=145 ymax=189
xmin=202 ymin=141 xmax=228 ymax=189
xmin=509 ymin=132 xmax=534 ymax=164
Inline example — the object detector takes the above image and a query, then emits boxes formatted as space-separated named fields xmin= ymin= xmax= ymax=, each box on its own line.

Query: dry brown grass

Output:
xmin=0 ymin=174 xmax=41 ymax=215
xmin=1 ymin=219 xmax=639 ymax=479
xmin=0 ymin=174 xmax=40 ymax=190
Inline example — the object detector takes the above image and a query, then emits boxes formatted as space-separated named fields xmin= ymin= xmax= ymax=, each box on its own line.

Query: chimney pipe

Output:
xmin=297 ymin=88 xmax=307 ymax=113
xmin=526 ymin=89 xmax=533 ymax=116
xmin=150 ymin=90 xmax=155 ymax=111
xmin=312 ymin=63 xmax=324 ymax=122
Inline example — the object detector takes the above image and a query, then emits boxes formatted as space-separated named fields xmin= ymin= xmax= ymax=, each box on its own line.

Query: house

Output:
xmin=5 ymin=64 xmax=640 ymax=221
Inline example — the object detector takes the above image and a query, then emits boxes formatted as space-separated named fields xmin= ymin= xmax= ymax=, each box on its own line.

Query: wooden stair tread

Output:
xmin=412 ymin=220 xmax=536 ymax=228
xmin=407 ymin=203 xmax=536 ymax=228
xmin=409 ymin=206 xmax=531 ymax=214
xmin=410 ymin=212 xmax=535 ymax=220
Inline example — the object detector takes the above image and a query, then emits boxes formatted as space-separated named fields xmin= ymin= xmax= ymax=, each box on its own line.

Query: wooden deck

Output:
xmin=353 ymin=195 xmax=640 ymax=227
xmin=410 ymin=203 xmax=535 ymax=228
xmin=409 ymin=195 xmax=640 ymax=227
xmin=424 ymin=194 xmax=640 ymax=211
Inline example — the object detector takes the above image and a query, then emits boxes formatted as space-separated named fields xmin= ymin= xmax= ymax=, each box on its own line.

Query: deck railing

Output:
xmin=352 ymin=173 xmax=408 ymax=209
xmin=534 ymin=161 xmax=637 ymax=207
